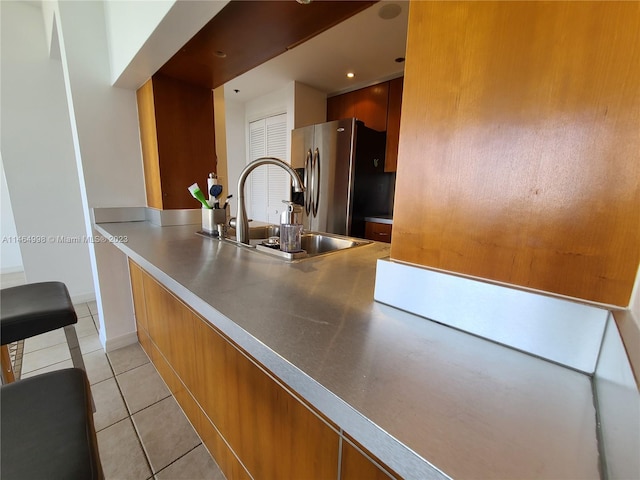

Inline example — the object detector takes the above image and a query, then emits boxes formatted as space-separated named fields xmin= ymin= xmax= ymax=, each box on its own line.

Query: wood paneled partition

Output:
xmin=136 ymin=74 xmax=216 ymax=210
xmin=391 ymin=1 xmax=640 ymax=306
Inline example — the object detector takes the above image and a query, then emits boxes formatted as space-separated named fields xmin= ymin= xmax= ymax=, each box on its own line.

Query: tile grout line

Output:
xmin=152 ymin=442 xmax=204 ymax=478
xmin=105 ymin=349 xmax=156 ymax=478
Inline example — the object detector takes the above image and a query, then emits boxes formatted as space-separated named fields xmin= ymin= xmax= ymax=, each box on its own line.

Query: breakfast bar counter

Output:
xmin=95 ymin=220 xmax=599 ymax=480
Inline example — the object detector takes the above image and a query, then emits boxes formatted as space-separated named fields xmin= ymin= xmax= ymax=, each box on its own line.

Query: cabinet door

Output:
xmin=354 ymin=82 xmax=389 ymax=132
xmin=327 ymin=83 xmax=389 ymax=132
xmin=327 ymin=91 xmax=356 ymax=122
xmin=385 ymin=76 xmax=403 ymax=172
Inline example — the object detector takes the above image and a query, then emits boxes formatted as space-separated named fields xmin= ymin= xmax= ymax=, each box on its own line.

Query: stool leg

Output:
xmin=63 ymin=325 xmax=87 ymax=371
xmin=63 ymin=325 xmax=95 ymax=412
xmin=1 ymin=345 xmax=16 ymax=384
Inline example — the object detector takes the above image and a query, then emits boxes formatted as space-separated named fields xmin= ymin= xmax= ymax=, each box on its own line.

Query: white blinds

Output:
xmin=247 ymin=114 xmax=290 ymax=224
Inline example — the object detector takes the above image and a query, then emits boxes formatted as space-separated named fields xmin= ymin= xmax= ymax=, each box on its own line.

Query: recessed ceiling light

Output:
xmin=214 ymin=50 xmax=227 ymax=58
xmin=296 ymin=0 xmax=312 ymax=4
xmin=346 ymin=72 xmax=355 ymax=79
xmin=378 ymin=3 xmax=402 ymax=20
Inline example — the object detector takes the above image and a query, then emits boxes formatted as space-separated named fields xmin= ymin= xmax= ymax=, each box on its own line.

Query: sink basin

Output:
xmin=247 ymin=224 xmax=280 ymax=240
xmin=210 ymin=226 xmax=372 ymax=261
xmin=300 ymin=233 xmax=363 ymax=255
xmin=198 ymin=223 xmax=372 ymax=261
xmin=253 ymin=231 xmax=371 ymax=260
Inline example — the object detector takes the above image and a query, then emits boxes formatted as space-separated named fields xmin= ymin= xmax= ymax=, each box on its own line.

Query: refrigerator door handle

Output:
xmin=312 ymin=148 xmax=320 ymax=217
xmin=304 ymin=149 xmax=312 ymax=216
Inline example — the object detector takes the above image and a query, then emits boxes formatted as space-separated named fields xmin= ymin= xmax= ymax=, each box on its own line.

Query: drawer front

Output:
xmin=365 ymin=222 xmax=392 ymax=243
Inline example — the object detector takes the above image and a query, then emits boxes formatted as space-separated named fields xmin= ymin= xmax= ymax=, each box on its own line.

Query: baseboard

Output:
xmin=0 ymin=266 xmax=24 ymax=274
xmin=104 ymin=331 xmax=139 ymax=353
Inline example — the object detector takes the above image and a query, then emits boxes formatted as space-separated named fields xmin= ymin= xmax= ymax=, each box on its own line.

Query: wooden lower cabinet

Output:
xmin=128 ymin=259 xmax=398 ymax=479
xmin=365 ymin=221 xmax=393 ymax=244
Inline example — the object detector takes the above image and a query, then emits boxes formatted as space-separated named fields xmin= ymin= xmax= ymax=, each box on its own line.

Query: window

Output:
xmin=247 ymin=114 xmax=290 ymax=224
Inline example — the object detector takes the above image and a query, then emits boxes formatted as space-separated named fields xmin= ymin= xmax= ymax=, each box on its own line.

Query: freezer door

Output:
xmin=310 ymin=118 xmax=355 ymax=235
xmin=291 ymin=125 xmax=316 ymax=228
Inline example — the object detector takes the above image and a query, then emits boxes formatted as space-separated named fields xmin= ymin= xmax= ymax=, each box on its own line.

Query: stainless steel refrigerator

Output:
xmin=291 ymin=118 xmax=393 ymax=237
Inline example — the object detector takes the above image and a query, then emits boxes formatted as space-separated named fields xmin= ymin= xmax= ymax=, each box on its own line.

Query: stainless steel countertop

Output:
xmin=96 ymin=221 xmax=599 ymax=480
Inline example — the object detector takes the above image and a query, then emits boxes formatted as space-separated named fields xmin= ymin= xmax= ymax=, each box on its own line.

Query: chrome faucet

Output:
xmin=236 ymin=157 xmax=305 ymax=245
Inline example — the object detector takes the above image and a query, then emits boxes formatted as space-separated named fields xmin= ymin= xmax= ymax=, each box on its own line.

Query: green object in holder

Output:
xmin=188 ymin=183 xmax=211 ymax=209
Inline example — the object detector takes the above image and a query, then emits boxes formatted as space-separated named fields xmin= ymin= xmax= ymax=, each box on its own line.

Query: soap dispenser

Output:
xmin=280 ymin=201 xmax=303 ymax=252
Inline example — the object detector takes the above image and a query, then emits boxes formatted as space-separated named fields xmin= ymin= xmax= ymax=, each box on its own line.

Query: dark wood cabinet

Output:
xmin=384 ymin=77 xmax=403 ymax=172
xmin=365 ymin=221 xmax=392 ymax=243
xmin=327 ymin=82 xmax=389 ymax=132
xmin=327 ymin=77 xmax=403 ymax=172
xmin=136 ymin=74 xmax=216 ymax=210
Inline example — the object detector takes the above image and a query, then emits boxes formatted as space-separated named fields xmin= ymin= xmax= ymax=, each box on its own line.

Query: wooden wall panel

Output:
xmin=391 ymin=1 xmax=640 ymax=306
xmin=152 ymin=74 xmax=216 ymax=210
xmin=135 ymin=80 xmax=163 ymax=209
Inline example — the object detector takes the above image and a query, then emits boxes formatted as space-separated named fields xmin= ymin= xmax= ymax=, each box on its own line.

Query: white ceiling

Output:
xmin=223 ymin=1 xmax=409 ymax=103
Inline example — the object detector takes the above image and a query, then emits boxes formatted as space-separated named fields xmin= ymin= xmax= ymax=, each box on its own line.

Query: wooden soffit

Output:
xmin=158 ymin=0 xmax=376 ymax=90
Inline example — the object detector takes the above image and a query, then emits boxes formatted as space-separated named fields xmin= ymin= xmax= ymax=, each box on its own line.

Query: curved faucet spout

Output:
xmin=237 ymin=157 xmax=305 ymax=245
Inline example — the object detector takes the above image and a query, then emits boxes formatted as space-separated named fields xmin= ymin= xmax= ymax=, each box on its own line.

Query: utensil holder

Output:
xmin=202 ymin=208 xmax=227 ymax=234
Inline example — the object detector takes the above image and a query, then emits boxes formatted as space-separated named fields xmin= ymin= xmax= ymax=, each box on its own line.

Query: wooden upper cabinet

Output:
xmin=136 ymin=74 xmax=216 ymax=210
xmin=384 ymin=76 xmax=403 ymax=172
xmin=327 ymin=92 xmax=356 ymax=124
xmin=327 ymin=82 xmax=389 ymax=132
xmin=354 ymin=82 xmax=389 ymax=132
xmin=328 ymin=78 xmax=403 ymax=171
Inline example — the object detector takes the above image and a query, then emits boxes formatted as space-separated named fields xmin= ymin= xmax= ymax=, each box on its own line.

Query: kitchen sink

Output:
xmin=255 ymin=231 xmax=372 ymax=260
xmin=206 ymin=226 xmax=372 ymax=261
xmin=299 ymin=233 xmax=363 ymax=255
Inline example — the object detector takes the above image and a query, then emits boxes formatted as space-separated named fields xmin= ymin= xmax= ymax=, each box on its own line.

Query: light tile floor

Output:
xmin=3 ymin=273 xmax=225 ymax=480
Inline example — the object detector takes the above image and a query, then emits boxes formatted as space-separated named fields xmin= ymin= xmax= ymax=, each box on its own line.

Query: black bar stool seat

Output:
xmin=1 ymin=281 xmax=89 ymax=388
xmin=1 ymin=281 xmax=78 ymax=344
xmin=0 ymin=368 xmax=103 ymax=479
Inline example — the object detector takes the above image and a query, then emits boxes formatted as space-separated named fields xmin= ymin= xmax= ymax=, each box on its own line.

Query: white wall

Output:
xmin=223 ymin=98 xmax=246 ymax=218
xmin=104 ymin=0 xmax=174 ymax=83
xmin=0 ymin=157 xmax=23 ymax=273
xmin=293 ymin=82 xmax=327 ymax=128
xmin=48 ymin=0 xmax=148 ymax=349
xmin=0 ymin=1 xmax=94 ymax=300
